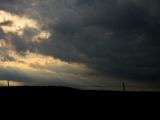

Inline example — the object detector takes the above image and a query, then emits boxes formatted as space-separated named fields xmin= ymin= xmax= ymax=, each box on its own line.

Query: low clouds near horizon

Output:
xmin=0 ymin=0 xmax=160 ymax=91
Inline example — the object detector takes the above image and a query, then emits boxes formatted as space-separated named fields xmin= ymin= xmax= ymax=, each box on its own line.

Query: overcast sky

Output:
xmin=0 ymin=0 xmax=160 ymax=91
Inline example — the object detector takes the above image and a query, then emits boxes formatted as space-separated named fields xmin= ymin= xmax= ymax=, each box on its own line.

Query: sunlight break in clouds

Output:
xmin=0 ymin=50 xmax=88 ymax=72
xmin=0 ymin=50 xmax=95 ymax=87
xmin=0 ymin=10 xmax=38 ymax=35
xmin=0 ymin=10 xmax=97 ymax=87
xmin=0 ymin=10 xmax=51 ymax=42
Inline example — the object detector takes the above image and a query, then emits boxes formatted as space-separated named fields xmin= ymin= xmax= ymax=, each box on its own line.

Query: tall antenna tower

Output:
xmin=123 ymin=82 xmax=126 ymax=91
xmin=7 ymin=80 xmax=10 ymax=87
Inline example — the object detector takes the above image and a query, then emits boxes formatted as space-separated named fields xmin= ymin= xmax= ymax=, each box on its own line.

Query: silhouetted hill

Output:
xmin=0 ymin=86 xmax=159 ymax=98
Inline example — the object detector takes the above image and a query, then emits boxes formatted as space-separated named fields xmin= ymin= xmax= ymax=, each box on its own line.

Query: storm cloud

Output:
xmin=0 ymin=0 xmax=160 ymax=90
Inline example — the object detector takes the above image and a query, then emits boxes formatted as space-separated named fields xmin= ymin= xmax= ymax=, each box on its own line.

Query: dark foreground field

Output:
xmin=0 ymin=86 xmax=159 ymax=98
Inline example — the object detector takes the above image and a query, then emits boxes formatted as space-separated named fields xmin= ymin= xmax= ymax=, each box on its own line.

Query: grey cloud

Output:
xmin=0 ymin=28 xmax=5 ymax=39
xmin=0 ymin=0 xmax=160 ymax=82
xmin=39 ymin=0 xmax=160 ymax=81
xmin=0 ymin=63 xmax=106 ymax=89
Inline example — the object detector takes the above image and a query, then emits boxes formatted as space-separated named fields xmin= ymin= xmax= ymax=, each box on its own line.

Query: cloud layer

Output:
xmin=0 ymin=0 xmax=160 ymax=90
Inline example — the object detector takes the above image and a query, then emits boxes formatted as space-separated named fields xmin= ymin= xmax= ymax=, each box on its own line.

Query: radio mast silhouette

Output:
xmin=7 ymin=80 xmax=10 ymax=87
xmin=123 ymin=82 xmax=126 ymax=91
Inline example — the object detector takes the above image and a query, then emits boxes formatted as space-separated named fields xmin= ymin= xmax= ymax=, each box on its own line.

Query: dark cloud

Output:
xmin=35 ymin=0 xmax=160 ymax=81
xmin=0 ymin=21 xmax=13 ymax=26
xmin=0 ymin=0 xmax=160 ymax=85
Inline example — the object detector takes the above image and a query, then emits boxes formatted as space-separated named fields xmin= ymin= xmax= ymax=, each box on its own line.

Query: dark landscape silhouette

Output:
xmin=0 ymin=85 xmax=159 ymax=98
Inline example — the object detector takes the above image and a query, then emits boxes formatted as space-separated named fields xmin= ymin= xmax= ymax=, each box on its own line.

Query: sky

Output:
xmin=0 ymin=0 xmax=160 ymax=91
